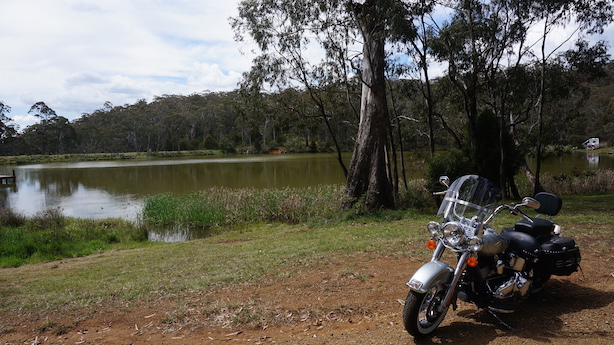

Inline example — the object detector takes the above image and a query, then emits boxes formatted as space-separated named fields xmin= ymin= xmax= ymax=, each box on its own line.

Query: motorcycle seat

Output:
xmin=513 ymin=217 xmax=554 ymax=237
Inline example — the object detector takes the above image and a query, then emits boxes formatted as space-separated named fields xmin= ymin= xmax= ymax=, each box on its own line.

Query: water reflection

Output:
xmin=0 ymin=153 xmax=349 ymax=220
xmin=526 ymin=151 xmax=614 ymax=175
xmin=586 ymin=152 xmax=599 ymax=167
xmin=1 ymin=151 xmax=612 ymax=223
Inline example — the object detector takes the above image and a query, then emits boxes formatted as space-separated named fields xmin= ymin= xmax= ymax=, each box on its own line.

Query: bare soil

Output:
xmin=1 ymin=250 xmax=612 ymax=345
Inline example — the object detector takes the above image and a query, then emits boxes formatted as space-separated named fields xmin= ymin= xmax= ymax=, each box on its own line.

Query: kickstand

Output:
xmin=487 ymin=309 xmax=516 ymax=332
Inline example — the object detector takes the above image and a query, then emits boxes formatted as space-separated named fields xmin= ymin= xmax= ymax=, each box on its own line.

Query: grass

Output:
xmin=0 ymin=209 xmax=432 ymax=314
xmin=540 ymin=169 xmax=614 ymax=195
xmin=0 ymin=209 xmax=150 ymax=267
xmin=1 ymin=193 xmax=612 ymax=322
xmin=141 ymin=181 xmax=434 ymax=229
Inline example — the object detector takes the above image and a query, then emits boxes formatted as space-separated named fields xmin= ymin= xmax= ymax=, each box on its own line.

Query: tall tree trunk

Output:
xmin=343 ymin=1 xmax=394 ymax=210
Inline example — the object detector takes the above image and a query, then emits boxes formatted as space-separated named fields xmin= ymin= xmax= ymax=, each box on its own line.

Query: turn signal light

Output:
xmin=427 ymin=240 xmax=437 ymax=250
xmin=467 ymin=257 xmax=478 ymax=267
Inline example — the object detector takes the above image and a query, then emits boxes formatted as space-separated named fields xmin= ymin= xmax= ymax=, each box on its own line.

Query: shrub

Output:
xmin=0 ymin=208 xmax=27 ymax=227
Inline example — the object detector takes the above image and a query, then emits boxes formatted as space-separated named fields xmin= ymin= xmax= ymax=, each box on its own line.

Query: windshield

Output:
xmin=437 ymin=175 xmax=501 ymax=223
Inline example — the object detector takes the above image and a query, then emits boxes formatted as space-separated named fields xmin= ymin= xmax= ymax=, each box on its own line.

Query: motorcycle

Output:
xmin=403 ymin=175 xmax=581 ymax=338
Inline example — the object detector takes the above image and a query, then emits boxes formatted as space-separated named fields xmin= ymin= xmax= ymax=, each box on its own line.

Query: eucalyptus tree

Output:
xmin=0 ymin=101 xmax=15 ymax=140
xmin=528 ymin=0 xmax=613 ymax=194
xmin=426 ymin=0 xmax=612 ymax=196
xmin=0 ymin=101 xmax=19 ymax=155
xmin=232 ymin=0 xmax=419 ymax=210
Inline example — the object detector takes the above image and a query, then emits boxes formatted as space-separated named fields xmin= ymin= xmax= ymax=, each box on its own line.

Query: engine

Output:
xmin=487 ymin=272 xmax=532 ymax=300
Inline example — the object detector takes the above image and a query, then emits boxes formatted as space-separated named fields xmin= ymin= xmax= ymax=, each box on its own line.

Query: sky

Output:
xmin=1 ymin=0 xmax=252 ymax=129
xmin=1 ymin=1 xmax=612 ymax=131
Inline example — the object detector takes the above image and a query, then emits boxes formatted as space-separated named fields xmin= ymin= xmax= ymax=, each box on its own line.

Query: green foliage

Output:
xmin=426 ymin=149 xmax=473 ymax=191
xmin=0 ymin=214 xmax=149 ymax=267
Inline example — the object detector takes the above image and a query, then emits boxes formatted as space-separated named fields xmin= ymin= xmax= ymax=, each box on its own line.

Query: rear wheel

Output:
xmin=531 ymin=270 xmax=551 ymax=294
xmin=403 ymin=282 xmax=450 ymax=338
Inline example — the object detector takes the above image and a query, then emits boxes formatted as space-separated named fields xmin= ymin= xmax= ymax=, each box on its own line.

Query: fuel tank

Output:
xmin=480 ymin=229 xmax=509 ymax=255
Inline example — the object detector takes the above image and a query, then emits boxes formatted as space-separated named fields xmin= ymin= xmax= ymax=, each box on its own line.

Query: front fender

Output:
xmin=406 ymin=261 xmax=454 ymax=293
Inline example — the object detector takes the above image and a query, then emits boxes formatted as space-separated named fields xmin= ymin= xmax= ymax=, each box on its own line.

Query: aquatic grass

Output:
xmin=540 ymin=169 xmax=614 ymax=195
xmin=142 ymin=185 xmax=345 ymax=228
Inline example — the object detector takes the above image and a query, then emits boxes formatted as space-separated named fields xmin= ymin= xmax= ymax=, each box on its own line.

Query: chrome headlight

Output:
xmin=427 ymin=221 xmax=441 ymax=236
xmin=443 ymin=222 xmax=465 ymax=246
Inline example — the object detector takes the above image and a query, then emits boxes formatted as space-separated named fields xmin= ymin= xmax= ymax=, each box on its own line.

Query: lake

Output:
xmin=1 ymin=151 xmax=613 ymax=221
xmin=0 ymin=153 xmax=349 ymax=221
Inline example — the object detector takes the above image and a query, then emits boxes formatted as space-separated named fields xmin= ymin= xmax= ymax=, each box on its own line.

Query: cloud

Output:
xmin=187 ymin=62 xmax=243 ymax=90
xmin=0 ymin=0 xmax=252 ymax=128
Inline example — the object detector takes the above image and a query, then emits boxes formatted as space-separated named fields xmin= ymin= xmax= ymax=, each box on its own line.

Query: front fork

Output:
xmin=440 ymin=251 xmax=470 ymax=312
xmin=411 ymin=241 xmax=470 ymax=313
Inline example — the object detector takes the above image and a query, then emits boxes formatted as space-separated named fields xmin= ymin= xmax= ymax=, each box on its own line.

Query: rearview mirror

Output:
xmin=439 ymin=176 xmax=450 ymax=188
xmin=521 ymin=197 xmax=541 ymax=210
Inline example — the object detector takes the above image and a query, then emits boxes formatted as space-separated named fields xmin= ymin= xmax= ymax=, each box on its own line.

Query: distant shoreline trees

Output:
xmin=1 ymin=1 xmax=613 ymax=211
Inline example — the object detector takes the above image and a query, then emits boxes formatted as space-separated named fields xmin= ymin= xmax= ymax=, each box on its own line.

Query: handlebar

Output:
xmin=483 ymin=197 xmax=540 ymax=226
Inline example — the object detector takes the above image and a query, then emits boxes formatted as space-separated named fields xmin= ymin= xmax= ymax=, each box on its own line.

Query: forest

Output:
xmin=1 ymin=1 xmax=613 ymax=204
xmin=1 ymin=62 xmax=612 ymax=158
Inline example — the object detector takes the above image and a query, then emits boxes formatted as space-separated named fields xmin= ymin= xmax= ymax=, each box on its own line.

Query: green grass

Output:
xmin=1 ymin=193 xmax=612 ymax=319
xmin=0 ymin=209 xmax=150 ymax=267
xmin=0 ymin=209 xmax=432 ymax=314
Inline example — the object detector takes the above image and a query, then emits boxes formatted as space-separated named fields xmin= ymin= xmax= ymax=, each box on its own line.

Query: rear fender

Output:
xmin=406 ymin=261 xmax=454 ymax=293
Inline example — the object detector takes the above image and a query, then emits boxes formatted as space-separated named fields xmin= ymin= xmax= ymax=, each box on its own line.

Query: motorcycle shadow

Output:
xmin=412 ymin=279 xmax=613 ymax=345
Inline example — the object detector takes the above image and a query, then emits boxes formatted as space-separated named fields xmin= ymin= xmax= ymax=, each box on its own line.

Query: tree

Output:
xmin=0 ymin=101 xmax=15 ymax=139
xmin=27 ymin=102 xmax=60 ymax=154
xmin=232 ymin=0 xmax=418 ymax=210
xmin=232 ymin=0 xmax=361 ymax=177
xmin=343 ymin=1 xmax=410 ymax=210
xmin=0 ymin=101 xmax=19 ymax=155
xmin=530 ymin=0 xmax=613 ymax=195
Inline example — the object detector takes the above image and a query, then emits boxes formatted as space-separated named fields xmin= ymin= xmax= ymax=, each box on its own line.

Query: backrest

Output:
xmin=534 ymin=192 xmax=562 ymax=216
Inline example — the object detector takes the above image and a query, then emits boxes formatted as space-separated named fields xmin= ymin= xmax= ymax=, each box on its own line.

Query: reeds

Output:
xmin=142 ymin=185 xmax=345 ymax=227
xmin=540 ymin=169 xmax=614 ymax=195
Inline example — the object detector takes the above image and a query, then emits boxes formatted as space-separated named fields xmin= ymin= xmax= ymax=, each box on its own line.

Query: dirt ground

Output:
xmin=1 ymin=250 xmax=612 ymax=345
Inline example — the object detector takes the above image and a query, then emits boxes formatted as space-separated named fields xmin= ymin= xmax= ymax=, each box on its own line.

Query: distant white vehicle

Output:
xmin=582 ymin=137 xmax=599 ymax=150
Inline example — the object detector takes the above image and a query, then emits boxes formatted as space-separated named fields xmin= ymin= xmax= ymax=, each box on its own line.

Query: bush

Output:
xmin=426 ymin=149 xmax=473 ymax=192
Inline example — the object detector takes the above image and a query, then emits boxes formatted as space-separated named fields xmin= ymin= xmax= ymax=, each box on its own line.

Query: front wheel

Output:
xmin=403 ymin=283 xmax=450 ymax=338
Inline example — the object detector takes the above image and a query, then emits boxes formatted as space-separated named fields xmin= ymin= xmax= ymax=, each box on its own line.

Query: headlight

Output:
xmin=427 ymin=221 xmax=441 ymax=236
xmin=443 ymin=222 xmax=465 ymax=246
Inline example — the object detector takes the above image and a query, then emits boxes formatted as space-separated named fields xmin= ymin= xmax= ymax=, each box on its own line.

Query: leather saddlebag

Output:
xmin=540 ymin=236 xmax=581 ymax=276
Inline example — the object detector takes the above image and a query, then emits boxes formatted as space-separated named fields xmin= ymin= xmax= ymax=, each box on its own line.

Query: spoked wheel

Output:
xmin=403 ymin=282 xmax=450 ymax=338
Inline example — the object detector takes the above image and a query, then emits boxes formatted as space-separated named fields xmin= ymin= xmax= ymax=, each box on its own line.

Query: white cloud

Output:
xmin=2 ymin=1 xmax=611 ymax=131
xmin=0 ymin=0 xmax=253 ymax=128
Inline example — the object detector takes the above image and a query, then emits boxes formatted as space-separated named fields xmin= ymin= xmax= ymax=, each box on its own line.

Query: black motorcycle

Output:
xmin=403 ymin=175 xmax=581 ymax=337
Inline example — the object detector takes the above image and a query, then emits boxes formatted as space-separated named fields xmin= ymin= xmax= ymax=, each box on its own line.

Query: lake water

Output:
xmin=0 ymin=153 xmax=349 ymax=221
xmin=1 ymin=151 xmax=612 ymax=221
